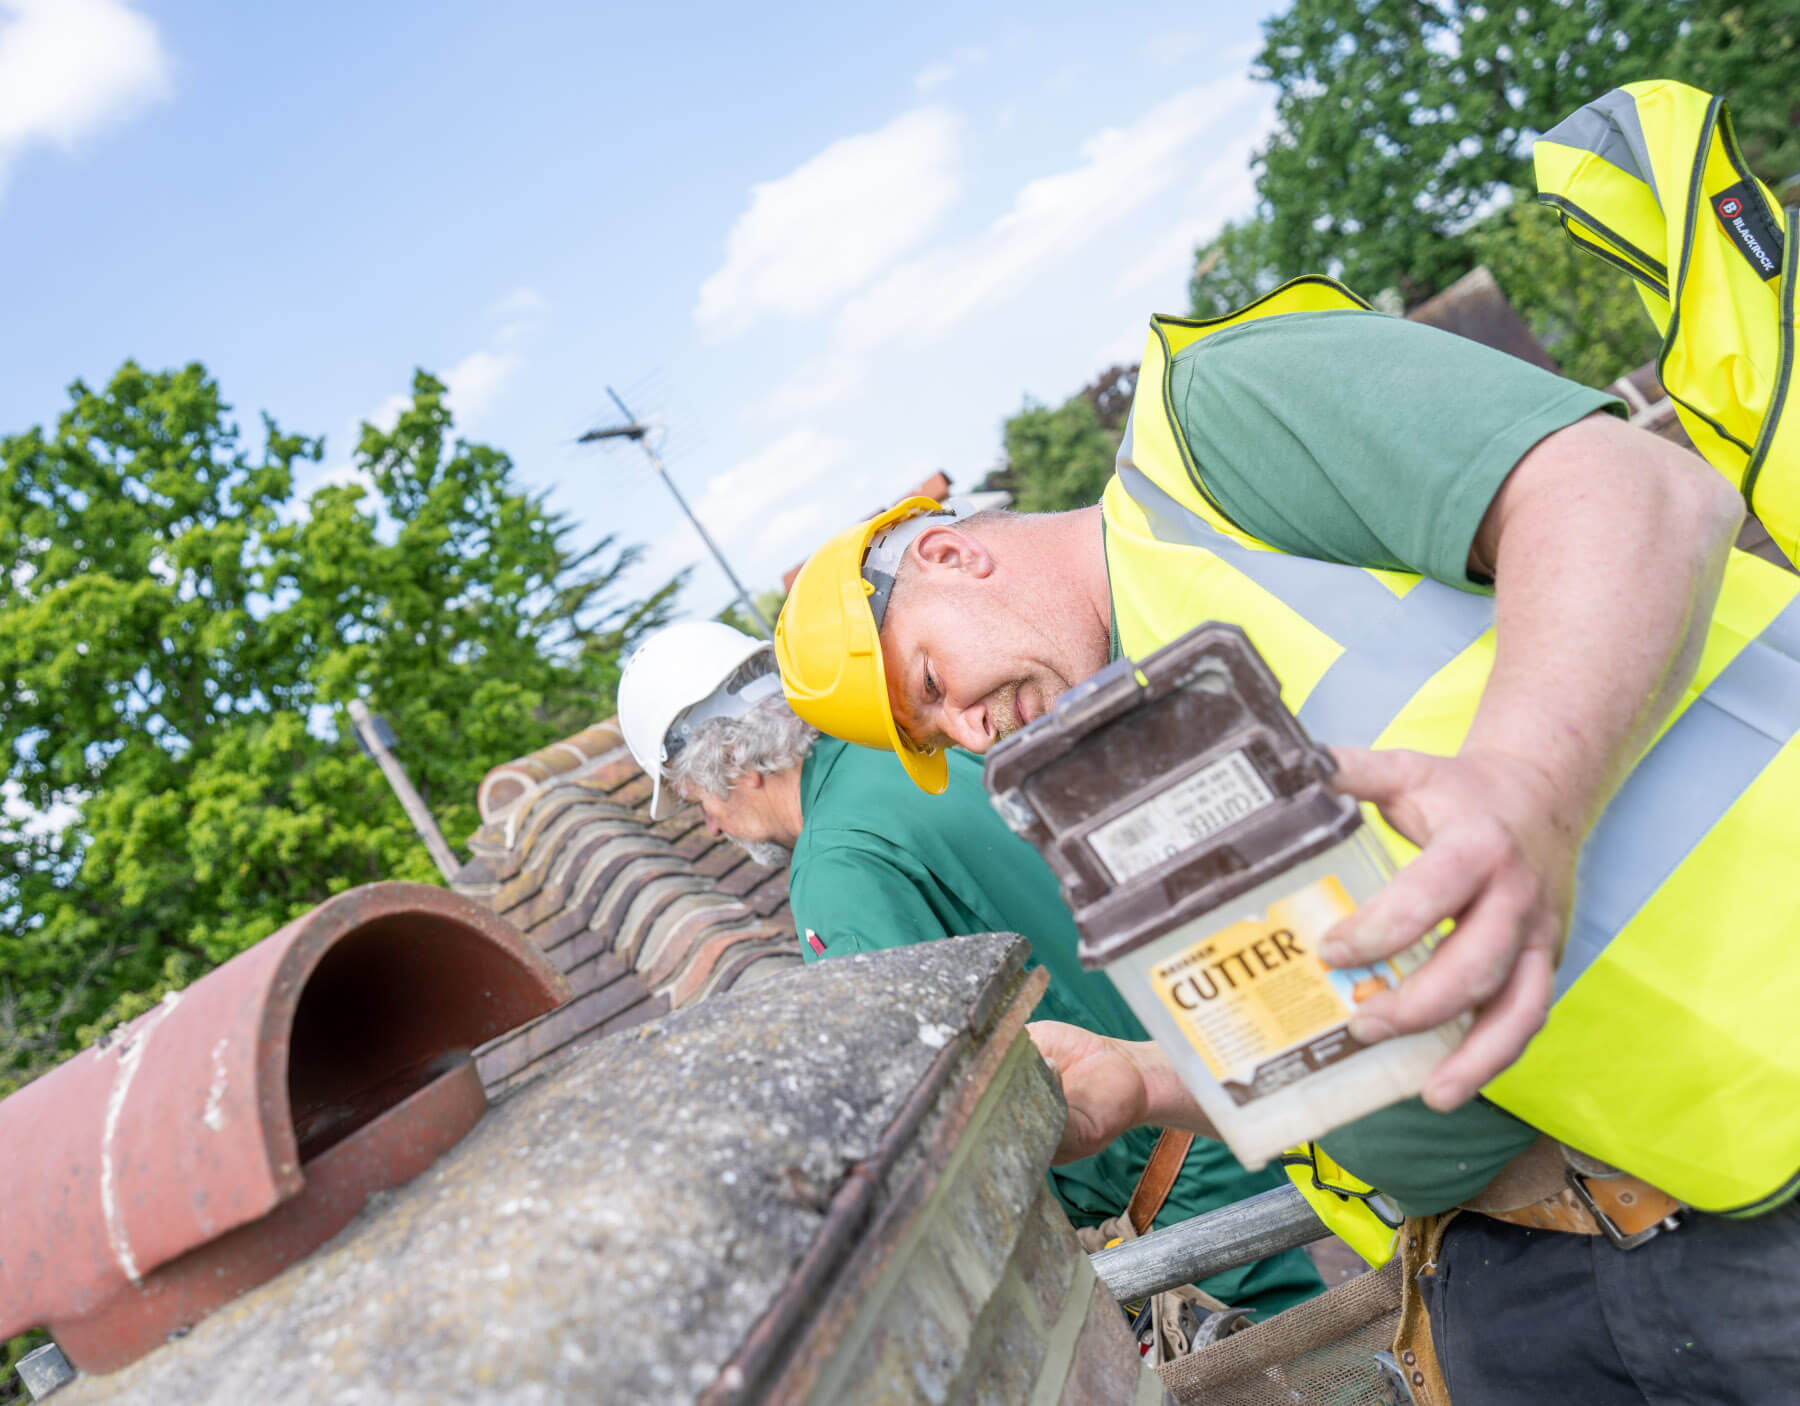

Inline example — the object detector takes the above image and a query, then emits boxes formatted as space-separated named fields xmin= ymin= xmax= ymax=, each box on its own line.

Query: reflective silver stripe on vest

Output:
xmin=1556 ymin=593 xmax=1800 ymax=997
xmin=1541 ymin=87 xmax=1660 ymax=201
xmin=1114 ymin=458 xmax=1493 ymax=745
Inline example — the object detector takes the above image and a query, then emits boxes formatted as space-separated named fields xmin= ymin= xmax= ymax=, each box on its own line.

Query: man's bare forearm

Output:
xmin=1466 ymin=412 xmax=1743 ymax=832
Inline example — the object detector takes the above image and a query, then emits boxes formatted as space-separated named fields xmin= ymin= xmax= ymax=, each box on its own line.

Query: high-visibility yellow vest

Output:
xmin=1535 ymin=79 xmax=1799 ymax=564
xmin=1102 ymin=276 xmax=1800 ymax=1259
xmin=1277 ymin=1143 xmax=1404 ymax=1267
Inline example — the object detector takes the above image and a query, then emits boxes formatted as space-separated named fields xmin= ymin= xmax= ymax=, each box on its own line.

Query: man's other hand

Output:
xmin=1321 ymin=745 xmax=1578 ymax=1112
xmin=1028 ymin=1021 xmax=1149 ymax=1164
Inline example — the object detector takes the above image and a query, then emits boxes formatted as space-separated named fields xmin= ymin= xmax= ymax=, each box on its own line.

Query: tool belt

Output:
xmin=1460 ymin=1135 xmax=1685 ymax=1249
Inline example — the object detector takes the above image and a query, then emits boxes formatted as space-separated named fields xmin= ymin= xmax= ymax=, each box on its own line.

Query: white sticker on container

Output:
xmin=1088 ymin=750 xmax=1274 ymax=883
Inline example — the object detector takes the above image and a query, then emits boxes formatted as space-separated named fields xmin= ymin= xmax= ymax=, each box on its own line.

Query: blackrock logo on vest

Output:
xmin=1712 ymin=182 xmax=1782 ymax=281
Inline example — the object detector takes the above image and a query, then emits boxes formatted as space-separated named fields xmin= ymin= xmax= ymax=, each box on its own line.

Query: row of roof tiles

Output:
xmin=457 ymin=719 xmax=801 ymax=1098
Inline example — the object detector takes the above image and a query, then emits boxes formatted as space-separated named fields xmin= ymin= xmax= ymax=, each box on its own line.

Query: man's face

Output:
xmin=677 ymin=775 xmax=793 ymax=868
xmin=879 ymin=533 xmax=1106 ymax=754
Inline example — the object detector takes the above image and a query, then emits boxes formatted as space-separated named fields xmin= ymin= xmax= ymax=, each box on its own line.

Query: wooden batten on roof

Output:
xmin=458 ymin=720 xmax=800 ymax=1097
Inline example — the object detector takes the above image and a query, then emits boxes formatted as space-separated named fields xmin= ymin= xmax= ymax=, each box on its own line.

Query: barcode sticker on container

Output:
xmin=1088 ymin=750 xmax=1274 ymax=883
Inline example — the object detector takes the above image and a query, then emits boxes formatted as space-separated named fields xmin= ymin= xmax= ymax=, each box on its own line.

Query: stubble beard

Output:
xmin=988 ymin=673 xmax=1070 ymax=744
xmin=733 ymin=837 xmax=793 ymax=870
xmin=987 ymin=680 xmax=1025 ymax=742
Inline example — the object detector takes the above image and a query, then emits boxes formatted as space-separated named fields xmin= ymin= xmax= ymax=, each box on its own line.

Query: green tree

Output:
xmin=0 ymin=365 xmax=681 ymax=1097
xmin=1188 ymin=217 xmax=1288 ymax=319
xmin=1249 ymin=0 xmax=1687 ymax=303
xmin=1669 ymin=0 xmax=1800 ymax=183
xmin=715 ymin=586 xmax=787 ymax=640
xmin=996 ymin=366 xmax=1137 ymax=514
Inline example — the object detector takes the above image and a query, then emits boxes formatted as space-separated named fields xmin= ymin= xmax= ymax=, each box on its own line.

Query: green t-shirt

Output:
xmin=1147 ymin=308 xmax=1622 ymax=1215
xmin=790 ymin=737 xmax=1323 ymax=1315
xmin=1170 ymin=309 xmax=1619 ymax=590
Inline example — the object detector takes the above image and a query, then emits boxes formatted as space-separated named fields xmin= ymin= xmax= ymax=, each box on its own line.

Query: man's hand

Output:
xmin=1028 ymin=1021 xmax=1150 ymax=1163
xmin=1028 ymin=1022 xmax=1221 ymax=1162
xmin=1322 ymin=746 xmax=1577 ymax=1112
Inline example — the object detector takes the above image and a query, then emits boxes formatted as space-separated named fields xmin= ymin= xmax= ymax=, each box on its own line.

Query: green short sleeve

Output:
xmin=1168 ymin=311 xmax=1624 ymax=590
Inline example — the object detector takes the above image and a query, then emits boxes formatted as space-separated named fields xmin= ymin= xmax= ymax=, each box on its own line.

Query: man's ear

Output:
xmin=910 ymin=526 xmax=995 ymax=579
xmin=738 ymin=769 xmax=767 ymax=791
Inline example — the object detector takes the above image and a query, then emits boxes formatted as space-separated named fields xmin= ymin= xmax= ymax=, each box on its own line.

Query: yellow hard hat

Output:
xmin=775 ymin=496 xmax=949 ymax=795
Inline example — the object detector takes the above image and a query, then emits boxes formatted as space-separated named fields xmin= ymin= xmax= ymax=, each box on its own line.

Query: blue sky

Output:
xmin=0 ymin=0 xmax=1279 ymax=619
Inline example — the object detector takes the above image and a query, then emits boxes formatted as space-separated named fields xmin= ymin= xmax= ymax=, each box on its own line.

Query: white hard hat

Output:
xmin=617 ymin=621 xmax=780 ymax=819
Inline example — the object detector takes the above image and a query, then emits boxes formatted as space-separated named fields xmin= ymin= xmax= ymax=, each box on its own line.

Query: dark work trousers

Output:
xmin=1422 ymin=1197 xmax=1800 ymax=1404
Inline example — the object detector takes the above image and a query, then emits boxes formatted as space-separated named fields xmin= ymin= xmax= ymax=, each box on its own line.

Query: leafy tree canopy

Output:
xmin=1668 ymin=0 xmax=1800 ymax=182
xmin=989 ymin=366 xmax=1137 ymax=514
xmin=715 ymin=586 xmax=786 ymax=640
xmin=1190 ymin=0 xmax=1800 ymax=313
xmin=1249 ymin=0 xmax=1688 ymax=303
xmin=1188 ymin=218 xmax=1291 ymax=320
xmin=1188 ymin=0 xmax=1791 ymax=384
xmin=0 ymin=364 xmax=682 ymax=1095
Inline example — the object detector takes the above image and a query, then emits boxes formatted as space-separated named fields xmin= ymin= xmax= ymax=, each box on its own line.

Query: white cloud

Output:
xmin=758 ymin=354 xmax=871 ymax=421
xmin=636 ymin=425 xmax=872 ymax=591
xmin=853 ymin=79 xmax=1255 ymax=348
xmin=363 ymin=283 xmax=548 ymax=434
xmin=913 ymin=61 xmax=956 ymax=93
xmin=1097 ymin=319 xmax=1156 ymax=372
xmin=0 ymin=0 xmax=171 ymax=200
xmin=443 ymin=283 xmax=549 ymax=425
xmin=314 ymin=461 xmax=376 ymax=497
xmin=763 ymin=76 xmax=1261 ymax=414
xmin=913 ymin=46 xmax=986 ymax=94
xmin=636 ymin=440 xmax=948 ymax=615
xmin=691 ymin=426 xmax=852 ymax=543
xmin=442 ymin=348 xmax=516 ymax=426
xmin=694 ymin=107 xmax=962 ymax=338
xmin=364 ymin=392 xmax=412 ymax=436
xmin=1142 ymin=30 xmax=1257 ymax=70
xmin=486 ymin=285 xmax=549 ymax=327
xmin=1109 ymin=114 xmax=1271 ymax=299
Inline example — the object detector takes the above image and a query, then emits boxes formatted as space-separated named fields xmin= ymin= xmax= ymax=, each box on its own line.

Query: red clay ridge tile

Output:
xmin=0 ymin=883 xmax=565 ymax=1374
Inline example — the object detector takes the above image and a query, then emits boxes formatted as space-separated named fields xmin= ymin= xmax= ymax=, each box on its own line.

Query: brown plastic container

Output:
xmin=984 ymin=623 xmax=1464 ymax=1169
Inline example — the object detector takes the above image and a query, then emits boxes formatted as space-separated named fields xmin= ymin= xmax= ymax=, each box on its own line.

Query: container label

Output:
xmin=1147 ymin=875 xmax=1397 ymax=1106
xmin=1088 ymin=750 xmax=1273 ymax=883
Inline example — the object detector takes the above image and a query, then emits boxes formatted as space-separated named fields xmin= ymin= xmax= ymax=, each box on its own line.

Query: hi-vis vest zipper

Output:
xmin=1101 ymin=275 xmax=1800 ymax=1264
xmin=1536 ymin=79 xmax=1798 ymax=564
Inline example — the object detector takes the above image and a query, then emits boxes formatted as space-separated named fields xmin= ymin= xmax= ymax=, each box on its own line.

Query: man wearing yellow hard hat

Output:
xmin=776 ymin=265 xmax=1800 ymax=1399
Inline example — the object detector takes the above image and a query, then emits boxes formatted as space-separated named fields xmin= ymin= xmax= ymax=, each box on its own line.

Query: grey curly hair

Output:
xmin=664 ymin=652 xmax=819 ymax=800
